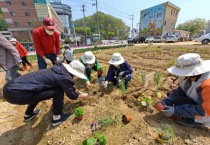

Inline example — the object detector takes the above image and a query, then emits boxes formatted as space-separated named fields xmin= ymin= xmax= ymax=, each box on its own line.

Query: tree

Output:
xmin=176 ymin=18 xmax=207 ymax=35
xmin=0 ymin=19 xmax=8 ymax=31
xmin=74 ymin=12 xmax=129 ymax=39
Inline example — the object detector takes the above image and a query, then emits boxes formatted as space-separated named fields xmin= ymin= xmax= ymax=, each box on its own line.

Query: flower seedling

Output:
xmin=140 ymin=93 xmax=153 ymax=107
xmin=74 ymin=107 xmax=84 ymax=120
xmin=118 ymin=77 xmax=126 ymax=94
xmin=156 ymin=124 xmax=175 ymax=143
xmin=154 ymin=70 xmax=162 ymax=88
xmin=94 ymin=132 xmax=107 ymax=145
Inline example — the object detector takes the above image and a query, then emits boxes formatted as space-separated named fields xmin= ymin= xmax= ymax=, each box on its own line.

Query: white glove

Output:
xmin=17 ymin=58 xmax=22 ymax=64
xmin=44 ymin=58 xmax=52 ymax=66
xmin=104 ymin=81 xmax=108 ymax=88
xmin=86 ymin=81 xmax=90 ymax=86
xmin=119 ymin=71 xmax=124 ymax=77
xmin=162 ymin=106 xmax=175 ymax=117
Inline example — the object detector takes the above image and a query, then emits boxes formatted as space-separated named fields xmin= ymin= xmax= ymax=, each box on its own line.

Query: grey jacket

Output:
xmin=0 ymin=34 xmax=20 ymax=70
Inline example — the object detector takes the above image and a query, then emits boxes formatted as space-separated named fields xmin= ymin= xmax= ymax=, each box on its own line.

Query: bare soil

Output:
xmin=1 ymin=44 xmax=210 ymax=145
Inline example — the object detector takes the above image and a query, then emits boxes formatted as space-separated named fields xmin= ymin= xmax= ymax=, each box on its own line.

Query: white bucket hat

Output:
xmin=9 ymin=38 xmax=17 ymax=42
xmin=109 ymin=53 xmax=125 ymax=65
xmin=167 ymin=53 xmax=210 ymax=76
xmin=62 ymin=60 xmax=87 ymax=79
xmin=81 ymin=51 xmax=96 ymax=64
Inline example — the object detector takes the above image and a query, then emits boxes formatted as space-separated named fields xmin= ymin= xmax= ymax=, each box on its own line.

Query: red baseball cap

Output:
xmin=43 ymin=17 xmax=56 ymax=30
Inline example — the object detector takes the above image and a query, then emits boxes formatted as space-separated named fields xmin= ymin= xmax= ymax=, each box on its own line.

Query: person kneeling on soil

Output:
xmin=3 ymin=60 xmax=88 ymax=126
xmin=104 ymin=53 xmax=133 ymax=89
xmin=79 ymin=51 xmax=103 ymax=86
xmin=154 ymin=53 xmax=210 ymax=128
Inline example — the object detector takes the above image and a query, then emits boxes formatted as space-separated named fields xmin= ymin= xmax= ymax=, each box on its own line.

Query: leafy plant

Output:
xmin=140 ymin=71 xmax=146 ymax=84
xmin=154 ymin=70 xmax=162 ymax=88
xmin=166 ymin=58 xmax=176 ymax=67
xmin=118 ymin=77 xmax=126 ymax=94
xmin=141 ymin=96 xmax=153 ymax=107
xmin=156 ymin=92 xmax=162 ymax=98
xmin=74 ymin=107 xmax=84 ymax=117
xmin=157 ymin=124 xmax=175 ymax=141
xmin=94 ymin=132 xmax=107 ymax=145
xmin=82 ymin=138 xmax=96 ymax=145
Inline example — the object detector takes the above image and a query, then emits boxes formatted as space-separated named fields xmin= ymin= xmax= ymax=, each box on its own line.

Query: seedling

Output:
xmin=82 ymin=132 xmax=107 ymax=145
xmin=74 ymin=107 xmax=84 ymax=118
xmin=140 ymin=71 xmax=146 ymax=84
xmin=118 ymin=77 xmax=126 ymax=94
xmin=154 ymin=70 xmax=162 ymax=88
xmin=156 ymin=124 xmax=175 ymax=142
xmin=82 ymin=138 xmax=96 ymax=145
xmin=139 ymin=93 xmax=153 ymax=107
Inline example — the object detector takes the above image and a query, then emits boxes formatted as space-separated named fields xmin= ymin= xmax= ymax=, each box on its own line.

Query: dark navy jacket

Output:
xmin=4 ymin=63 xmax=78 ymax=100
xmin=105 ymin=61 xmax=133 ymax=81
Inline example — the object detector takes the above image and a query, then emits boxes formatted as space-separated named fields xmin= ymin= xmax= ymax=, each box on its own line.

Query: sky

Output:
xmin=60 ymin=0 xmax=210 ymax=29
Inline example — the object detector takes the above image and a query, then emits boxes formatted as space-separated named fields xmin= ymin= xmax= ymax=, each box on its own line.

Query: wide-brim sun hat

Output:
xmin=9 ymin=38 xmax=17 ymax=42
xmin=62 ymin=60 xmax=87 ymax=79
xmin=81 ymin=51 xmax=96 ymax=64
xmin=167 ymin=53 xmax=210 ymax=76
xmin=109 ymin=53 xmax=125 ymax=65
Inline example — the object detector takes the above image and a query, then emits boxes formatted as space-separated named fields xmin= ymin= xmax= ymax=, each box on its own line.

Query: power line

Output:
xmin=81 ymin=4 xmax=87 ymax=36
xmin=92 ymin=0 xmax=100 ymax=40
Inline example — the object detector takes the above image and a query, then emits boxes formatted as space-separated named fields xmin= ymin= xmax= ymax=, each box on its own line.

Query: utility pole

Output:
xmin=129 ymin=14 xmax=134 ymax=38
xmin=92 ymin=0 xmax=100 ymax=42
xmin=81 ymin=4 xmax=87 ymax=37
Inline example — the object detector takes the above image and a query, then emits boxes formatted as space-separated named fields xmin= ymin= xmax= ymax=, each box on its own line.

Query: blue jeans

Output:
xmin=37 ymin=53 xmax=56 ymax=70
xmin=6 ymin=65 xmax=18 ymax=82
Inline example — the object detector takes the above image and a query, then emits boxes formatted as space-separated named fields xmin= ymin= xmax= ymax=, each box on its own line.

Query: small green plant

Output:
xmin=118 ymin=77 xmax=126 ymax=94
xmin=82 ymin=138 xmax=96 ymax=145
xmin=140 ymin=93 xmax=153 ymax=107
xmin=166 ymin=58 xmax=176 ymax=67
xmin=82 ymin=132 xmax=107 ymax=145
xmin=74 ymin=107 xmax=84 ymax=117
xmin=157 ymin=124 xmax=175 ymax=141
xmin=156 ymin=92 xmax=162 ymax=98
xmin=154 ymin=70 xmax=162 ymax=88
xmin=98 ymin=116 xmax=119 ymax=128
xmin=140 ymin=71 xmax=146 ymax=84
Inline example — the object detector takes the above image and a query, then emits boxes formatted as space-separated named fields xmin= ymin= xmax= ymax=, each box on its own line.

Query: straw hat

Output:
xmin=62 ymin=60 xmax=87 ymax=79
xmin=109 ymin=53 xmax=125 ymax=65
xmin=81 ymin=51 xmax=96 ymax=64
xmin=167 ymin=53 xmax=210 ymax=76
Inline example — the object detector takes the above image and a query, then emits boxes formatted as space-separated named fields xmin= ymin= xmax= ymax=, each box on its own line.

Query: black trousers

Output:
xmin=3 ymin=83 xmax=64 ymax=115
xmin=21 ymin=56 xmax=31 ymax=66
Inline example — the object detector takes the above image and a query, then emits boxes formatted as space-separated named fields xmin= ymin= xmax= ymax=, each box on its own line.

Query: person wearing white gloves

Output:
xmin=154 ymin=53 xmax=210 ymax=128
xmin=104 ymin=53 xmax=132 ymax=89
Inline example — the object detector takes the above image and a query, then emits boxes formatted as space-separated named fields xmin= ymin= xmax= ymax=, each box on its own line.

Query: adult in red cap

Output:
xmin=32 ymin=17 xmax=60 ymax=70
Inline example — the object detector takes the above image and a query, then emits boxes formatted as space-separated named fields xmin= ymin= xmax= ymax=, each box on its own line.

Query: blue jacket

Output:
xmin=105 ymin=61 xmax=132 ymax=81
xmin=4 ymin=63 xmax=78 ymax=100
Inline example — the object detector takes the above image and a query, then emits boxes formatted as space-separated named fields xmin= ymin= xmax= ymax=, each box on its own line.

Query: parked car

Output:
xmin=145 ymin=36 xmax=155 ymax=43
xmin=154 ymin=36 xmax=165 ymax=43
xmin=127 ymin=38 xmax=133 ymax=43
xmin=197 ymin=33 xmax=210 ymax=44
xmin=165 ymin=35 xmax=178 ymax=43
xmin=138 ymin=37 xmax=145 ymax=43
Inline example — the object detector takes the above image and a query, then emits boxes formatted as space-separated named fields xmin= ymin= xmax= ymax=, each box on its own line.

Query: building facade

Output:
xmin=0 ymin=0 xmax=64 ymax=41
xmin=139 ymin=2 xmax=180 ymax=37
xmin=49 ymin=0 xmax=72 ymax=37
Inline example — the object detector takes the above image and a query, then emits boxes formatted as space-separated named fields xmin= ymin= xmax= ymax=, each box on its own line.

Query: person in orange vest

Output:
xmin=9 ymin=38 xmax=32 ymax=71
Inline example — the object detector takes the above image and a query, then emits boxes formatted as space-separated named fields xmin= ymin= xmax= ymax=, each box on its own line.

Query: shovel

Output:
xmin=97 ymin=76 xmax=103 ymax=86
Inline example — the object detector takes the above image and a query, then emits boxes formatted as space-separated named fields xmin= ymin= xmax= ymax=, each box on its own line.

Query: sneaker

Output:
xmin=24 ymin=109 xmax=42 ymax=122
xmin=52 ymin=113 xmax=71 ymax=127
xmin=177 ymin=118 xmax=203 ymax=128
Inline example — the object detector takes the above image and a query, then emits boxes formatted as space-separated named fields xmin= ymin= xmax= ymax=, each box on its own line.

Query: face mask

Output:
xmin=45 ymin=29 xmax=54 ymax=35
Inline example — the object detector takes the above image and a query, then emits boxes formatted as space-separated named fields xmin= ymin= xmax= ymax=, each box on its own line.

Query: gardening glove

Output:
xmin=162 ymin=106 xmax=175 ymax=117
xmin=119 ymin=71 xmax=125 ymax=77
xmin=86 ymin=81 xmax=90 ymax=86
xmin=44 ymin=58 xmax=52 ymax=66
xmin=17 ymin=58 xmax=22 ymax=64
xmin=104 ymin=81 xmax=108 ymax=88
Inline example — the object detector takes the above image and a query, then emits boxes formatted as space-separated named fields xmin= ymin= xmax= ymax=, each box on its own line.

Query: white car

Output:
xmin=145 ymin=36 xmax=155 ymax=43
xmin=197 ymin=33 xmax=210 ymax=44
xmin=165 ymin=35 xmax=178 ymax=43
xmin=154 ymin=36 xmax=165 ymax=43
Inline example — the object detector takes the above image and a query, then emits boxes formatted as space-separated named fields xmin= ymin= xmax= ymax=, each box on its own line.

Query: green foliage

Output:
xmin=140 ymin=93 xmax=153 ymax=107
xmin=74 ymin=107 xmax=84 ymax=117
xmin=0 ymin=19 xmax=8 ymax=31
xmin=157 ymin=124 xmax=175 ymax=141
xmin=140 ymin=71 xmax=146 ymax=84
xmin=154 ymin=70 xmax=162 ymax=88
xmin=156 ymin=92 xmax=162 ymax=98
xmin=74 ymin=12 xmax=129 ymax=39
xmin=97 ymin=116 xmax=119 ymax=128
xmin=94 ymin=132 xmax=107 ymax=145
xmin=118 ymin=77 xmax=126 ymax=94
xmin=75 ymin=27 xmax=91 ymax=36
xmin=27 ymin=55 xmax=37 ymax=61
xmin=166 ymin=58 xmax=176 ymax=67
xmin=176 ymin=18 xmax=207 ymax=35
xmin=82 ymin=138 xmax=96 ymax=145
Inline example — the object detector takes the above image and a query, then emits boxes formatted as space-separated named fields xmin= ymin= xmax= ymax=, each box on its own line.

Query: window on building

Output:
xmin=28 ymin=22 xmax=32 ymax=26
xmin=25 ymin=12 xmax=30 ymax=16
xmin=171 ymin=10 xmax=173 ymax=15
xmin=164 ymin=21 xmax=166 ymax=26
xmin=21 ymin=2 xmax=27 ymax=6
xmin=175 ymin=11 xmax=178 ymax=17
xmin=10 ymin=12 xmax=15 ymax=16
xmin=14 ymin=22 xmax=19 ymax=26
xmin=6 ymin=1 xmax=12 ymax=5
